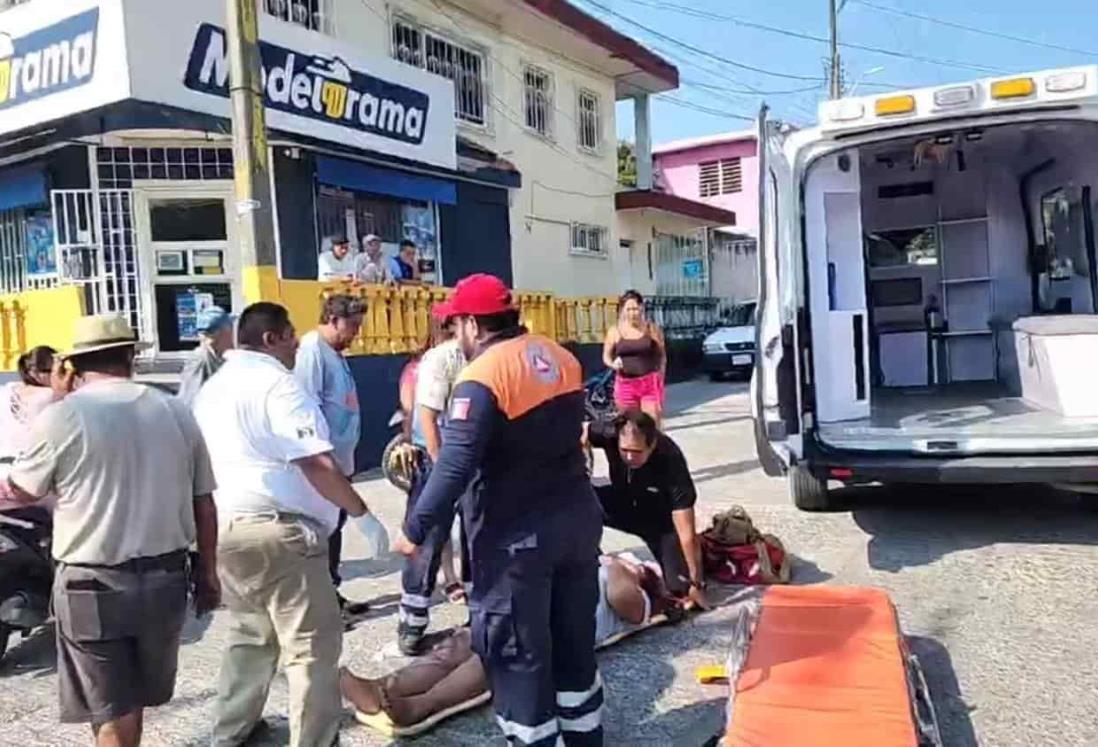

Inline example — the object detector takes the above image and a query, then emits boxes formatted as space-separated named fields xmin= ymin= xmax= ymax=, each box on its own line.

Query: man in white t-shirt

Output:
xmin=194 ymin=302 xmax=373 ymax=747
xmin=317 ymin=235 xmax=361 ymax=281
xmin=357 ymin=234 xmax=394 ymax=284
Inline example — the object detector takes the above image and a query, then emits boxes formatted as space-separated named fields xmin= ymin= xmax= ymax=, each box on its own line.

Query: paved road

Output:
xmin=2 ymin=380 xmax=1097 ymax=745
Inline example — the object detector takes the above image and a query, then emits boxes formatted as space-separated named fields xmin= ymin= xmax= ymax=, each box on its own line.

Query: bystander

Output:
xmin=177 ymin=306 xmax=234 ymax=408
xmin=194 ymin=302 xmax=372 ymax=747
xmin=7 ymin=314 xmax=219 ymax=747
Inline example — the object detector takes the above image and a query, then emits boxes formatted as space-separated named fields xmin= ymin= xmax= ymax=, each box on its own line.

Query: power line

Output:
xmin=614 ymin=0 xmax=1008 ymax=75
xmin=578 ymin=0 xmax=825 ymax=81
xmin=683 ymin=78 xmax=823 ymax=97
xmin=850 ymin=0 xmax=1098 ymax=58
xmin=659 ymin=95 xmax=756 ymax=121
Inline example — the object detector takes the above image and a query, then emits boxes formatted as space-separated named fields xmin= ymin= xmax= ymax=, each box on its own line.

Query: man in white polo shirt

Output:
xmin=194 ymin=302 xmax=372 ymax=747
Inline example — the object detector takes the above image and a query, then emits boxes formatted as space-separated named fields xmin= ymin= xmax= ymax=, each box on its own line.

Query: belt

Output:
xmin=63 ymin=548 xmax=189 ymax=573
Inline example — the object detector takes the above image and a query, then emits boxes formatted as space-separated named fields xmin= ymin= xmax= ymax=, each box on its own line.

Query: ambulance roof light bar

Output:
xmin=819 ymin=65 xmax=1097 ymax=133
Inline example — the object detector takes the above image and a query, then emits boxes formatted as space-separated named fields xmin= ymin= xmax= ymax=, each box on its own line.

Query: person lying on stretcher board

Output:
xmin=340 ymin=555 xmax=682 ymax=729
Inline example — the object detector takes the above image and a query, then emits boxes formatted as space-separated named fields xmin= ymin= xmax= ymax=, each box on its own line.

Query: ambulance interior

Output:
xmin=805 ymin=120 xmax=1098 ymax=452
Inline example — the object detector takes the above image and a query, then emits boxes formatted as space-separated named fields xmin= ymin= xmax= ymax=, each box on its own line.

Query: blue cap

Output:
xmin=196 ymin=306 xmax=233 ymax=334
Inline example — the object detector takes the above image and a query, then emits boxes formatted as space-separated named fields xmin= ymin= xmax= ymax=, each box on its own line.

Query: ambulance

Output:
xmin=753 ymin=66 xmax=1098 ymax=509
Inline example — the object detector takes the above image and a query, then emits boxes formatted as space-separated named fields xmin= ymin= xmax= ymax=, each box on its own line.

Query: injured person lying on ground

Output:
xmin=340 ymin=554 xmax=682 ymax=735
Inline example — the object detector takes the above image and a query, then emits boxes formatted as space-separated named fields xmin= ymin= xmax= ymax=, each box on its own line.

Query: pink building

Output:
xmin=653 ymin=129 xmax=759 ymax=237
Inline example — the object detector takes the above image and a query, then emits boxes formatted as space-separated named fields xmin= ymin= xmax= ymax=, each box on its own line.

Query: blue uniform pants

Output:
xmin=470 ymin=506 xmax=604 ymax=746
xmin=399 ymin=464 xmax=451 ymax=634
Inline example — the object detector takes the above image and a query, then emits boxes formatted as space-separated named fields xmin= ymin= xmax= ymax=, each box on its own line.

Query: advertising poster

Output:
xmin=176 ymin=290 xmax=214 ymax=342
xmin=24 ymin=213 xmax=56 ymax=277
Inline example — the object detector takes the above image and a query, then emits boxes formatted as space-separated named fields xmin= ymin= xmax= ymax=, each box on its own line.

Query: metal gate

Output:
xmin=654 ymin=229 xmax=708 ymax=297
xmin=50 ymin=189 xmax=148 ymax=340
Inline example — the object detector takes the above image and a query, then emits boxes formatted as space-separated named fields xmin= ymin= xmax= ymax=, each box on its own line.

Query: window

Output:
xmin=571 ymin=223 xmax=607 ymax=256
xmin=577 ymin=90 xmax=601 ymax=152
xmin=698 ymin=158 xmax=743 ymax=197
xmin=262 ymin=0 xmax=331 ymax=34
xmin=523 ymin=66 xmax=554 ymax=137
xmin=149 ymin=200 xmax=227 ymax=242
xmin=392 ymin=19 xmax=487 ymax=126
xmin=1041 ymin=187 xmax=1090 ymax=280
xmin=866 ymin=227 xmax=939 ymax=268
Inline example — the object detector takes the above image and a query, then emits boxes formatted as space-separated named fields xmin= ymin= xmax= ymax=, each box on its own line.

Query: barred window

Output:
xmin=262 ymin=0 xmax=331 ymax=34
xmin=571 ymin=223 xmax=608 ymax=256
xmin=393 ymin=19 xmax=487 ymax=126
xmin=523 ymin=66 xmax=553 ymax=137
xmin=577 ymin=89 xmax=601 ymax=151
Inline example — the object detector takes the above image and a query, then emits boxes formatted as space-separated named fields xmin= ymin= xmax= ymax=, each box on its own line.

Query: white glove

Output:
xmin=354 ymin=512 xmax=391 ymax=558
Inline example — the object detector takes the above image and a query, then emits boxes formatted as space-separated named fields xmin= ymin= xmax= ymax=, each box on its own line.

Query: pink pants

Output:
xmin=614 ymin=371 xmax=665 ymax=412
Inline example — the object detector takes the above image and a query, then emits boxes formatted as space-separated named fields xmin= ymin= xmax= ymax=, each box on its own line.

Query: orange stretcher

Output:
xmin=706 ymin=585 xmax=941 ymax=747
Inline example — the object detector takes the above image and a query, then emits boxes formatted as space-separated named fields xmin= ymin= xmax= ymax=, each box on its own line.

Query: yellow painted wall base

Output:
xmin=0 ymin=286 xmax=87 ymax=371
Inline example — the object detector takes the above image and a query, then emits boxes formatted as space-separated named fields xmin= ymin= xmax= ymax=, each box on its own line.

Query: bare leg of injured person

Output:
xmin=341 ymin=555 xmax=680 ymax=729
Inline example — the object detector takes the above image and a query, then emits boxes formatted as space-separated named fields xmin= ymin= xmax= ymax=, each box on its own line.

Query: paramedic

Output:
xmin=585 ymin=410 xmax=708 ymax=610
xmin=392 ymin=273 xmax=604 ymax=747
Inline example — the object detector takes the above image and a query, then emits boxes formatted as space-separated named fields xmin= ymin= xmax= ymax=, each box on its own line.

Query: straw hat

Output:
xmin=61 ymin=314 xmax=151 ymax=358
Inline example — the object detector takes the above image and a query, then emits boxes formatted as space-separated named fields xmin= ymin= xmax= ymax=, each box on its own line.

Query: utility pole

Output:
xmin=828 ymin=0 xmax=842 ymax=99
xmin=226 ymin=0 xmax=278 ymax=298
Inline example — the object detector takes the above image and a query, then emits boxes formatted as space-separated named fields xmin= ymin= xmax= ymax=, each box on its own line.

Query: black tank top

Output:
xmin=613 ymin=328 xmax=660 ymax=378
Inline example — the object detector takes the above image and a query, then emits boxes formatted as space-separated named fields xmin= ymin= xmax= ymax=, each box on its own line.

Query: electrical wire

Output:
xmin=849 ymin=0 xmax=1098 ymax=58
xmin=610 ymin=0 xmax=1008 ymax=75
xmin=659 ymin=96 xmax=756 ymax=121
xmin=577 ymin=0 xmax=825 ymax=82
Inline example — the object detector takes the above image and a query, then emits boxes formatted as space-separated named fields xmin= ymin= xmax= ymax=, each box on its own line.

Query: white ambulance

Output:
xmin=753 ymin=67 xmax=1098 ymax=509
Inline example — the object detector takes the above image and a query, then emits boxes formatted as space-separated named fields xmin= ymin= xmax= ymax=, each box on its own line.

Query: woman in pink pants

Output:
xmin=603 ymin=290 xmax=666 ymax=424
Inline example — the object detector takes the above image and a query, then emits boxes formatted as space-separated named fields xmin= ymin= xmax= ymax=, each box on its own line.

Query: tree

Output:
xmin=618 ymin=140 xmax=637 ymax=187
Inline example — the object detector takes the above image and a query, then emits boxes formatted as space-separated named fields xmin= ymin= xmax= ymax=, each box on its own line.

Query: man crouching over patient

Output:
xmin=339 ymin=555 xmax=681 ymax=729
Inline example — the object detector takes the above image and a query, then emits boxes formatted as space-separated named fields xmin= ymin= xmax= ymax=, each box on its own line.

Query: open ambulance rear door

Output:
xmin=753 ymin=107 xmax=805 ymax=479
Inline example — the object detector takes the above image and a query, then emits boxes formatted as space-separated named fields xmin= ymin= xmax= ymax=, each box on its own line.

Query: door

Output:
xmin=753 ymin=107 xmax=803 ymax=476
xmin=133 ymin=184 xmax=241 ymax=356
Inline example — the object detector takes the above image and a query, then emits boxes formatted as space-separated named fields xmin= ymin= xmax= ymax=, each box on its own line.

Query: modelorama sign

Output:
xmin=184 ymin=24 xmax=429 ymax=146
xmin=0 ymin=9 xmax=99 ymax=111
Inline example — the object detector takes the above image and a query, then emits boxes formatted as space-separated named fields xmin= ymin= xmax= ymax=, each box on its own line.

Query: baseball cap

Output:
xmin=430 ymin=300 xmax=454 ymax=321
xmin=197 ymin=306 xmax=234 ymax=335
xmin=363 ymin=233 xmax=382 ymax=244
xmin=447 ymin=274 xmax=516 ymax=317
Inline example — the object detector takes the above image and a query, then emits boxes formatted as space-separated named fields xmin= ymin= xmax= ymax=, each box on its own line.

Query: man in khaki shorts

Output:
xmin=195 ymin=302 xmax=374 ymax=747
xmin=6 ymin=314 xmax=220 ymax=747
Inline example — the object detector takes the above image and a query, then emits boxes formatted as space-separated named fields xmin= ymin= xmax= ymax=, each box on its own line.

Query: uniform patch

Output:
xmin=296 ymin=426 xmax=317 ymax=439
xmin=526 ymin=343 xmax=561 ymax=383
xmin=450 ymin=397 xmax=472 ymax=421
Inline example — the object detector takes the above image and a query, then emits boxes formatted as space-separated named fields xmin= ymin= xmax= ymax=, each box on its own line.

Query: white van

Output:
xmin=753 ymin=66 xmax=1098 ymax=510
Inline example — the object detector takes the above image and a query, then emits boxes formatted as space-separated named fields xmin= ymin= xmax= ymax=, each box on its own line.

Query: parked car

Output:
xmin=702 ymin=301 xmax=757 ymax=381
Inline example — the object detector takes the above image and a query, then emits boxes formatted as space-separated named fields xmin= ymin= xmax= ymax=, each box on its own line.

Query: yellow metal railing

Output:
xmin=0 ymin=282 xmax=614 ymax=368
xmin=279 ymin=281 xmax=617 ymax=355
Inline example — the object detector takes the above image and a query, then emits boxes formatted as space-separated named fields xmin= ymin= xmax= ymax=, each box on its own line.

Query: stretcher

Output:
xmin=705 ymin=585 xmax=942 ymax=747
xmin=352 ymin=614 xmax=673 ymax=738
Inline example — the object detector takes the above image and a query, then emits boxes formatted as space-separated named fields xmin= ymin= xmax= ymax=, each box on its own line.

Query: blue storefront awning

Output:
xmin=316 ymin=155 xmax=457 ymax=205
xmin=0 ymin=165 xmax=47 ymax=212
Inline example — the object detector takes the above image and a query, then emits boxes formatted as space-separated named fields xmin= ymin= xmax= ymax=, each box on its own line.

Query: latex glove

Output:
xmin=353 ymin=512 xmax=391 ymax=558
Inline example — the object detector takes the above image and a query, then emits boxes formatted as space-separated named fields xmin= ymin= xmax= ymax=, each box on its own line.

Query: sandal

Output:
xmin=444 ymin=583 xmax=467 ymax=605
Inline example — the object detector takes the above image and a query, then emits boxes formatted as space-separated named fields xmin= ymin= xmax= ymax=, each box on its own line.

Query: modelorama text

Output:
xmin=185 ymin=24 xmax=430 ymax=145
xmin=0 ymin=9 xmax=99 ymax=110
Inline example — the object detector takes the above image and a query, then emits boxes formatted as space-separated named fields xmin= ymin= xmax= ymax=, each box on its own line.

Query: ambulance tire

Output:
xmin=789 ymin=465 xmax=831 ymax=511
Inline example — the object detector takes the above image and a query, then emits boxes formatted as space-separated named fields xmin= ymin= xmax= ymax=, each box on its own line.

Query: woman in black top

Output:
xmin=602 ymin=290 xmax=666 ymax=424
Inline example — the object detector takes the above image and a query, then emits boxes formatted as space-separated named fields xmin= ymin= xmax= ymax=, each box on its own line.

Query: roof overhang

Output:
xmin=615 ymin=189 xmax=737 ymax=226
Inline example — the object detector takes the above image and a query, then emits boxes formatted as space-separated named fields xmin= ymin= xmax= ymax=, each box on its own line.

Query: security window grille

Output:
xmin=392 ymin=19 xmax=487 ymax=126
xmin=524 ymin=66 xmax=553 ymax=137
xmin=698 ymin=158 xmax=743 ymax=197
xmin=571 ymin=223 xmax=607 ymax=256
xmin=577 ymin=90 xmax=601 ymax=151
xmin=262 ymin=0 xmax=331 ymax=34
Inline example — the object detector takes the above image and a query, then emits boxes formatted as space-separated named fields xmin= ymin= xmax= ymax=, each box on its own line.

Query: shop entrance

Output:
xmin=133 ymin=183 xmax=241 ymax=357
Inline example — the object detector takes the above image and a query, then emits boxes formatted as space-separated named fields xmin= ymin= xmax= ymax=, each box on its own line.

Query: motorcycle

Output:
xmin=0 ymin=506 xmax=53 ymax=664
xmin=584 ymin=368 xmax=617 ymax=424
xmin=381 ymin=409 xmax=417 ymax=493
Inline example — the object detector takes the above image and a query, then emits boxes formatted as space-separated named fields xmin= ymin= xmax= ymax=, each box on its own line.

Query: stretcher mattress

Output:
xmin=723 ymin=586 xmax=938 ymax=747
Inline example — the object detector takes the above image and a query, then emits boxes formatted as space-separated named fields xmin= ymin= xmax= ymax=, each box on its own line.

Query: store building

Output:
xmin=0 ymin=0 xmax=675 ymax=363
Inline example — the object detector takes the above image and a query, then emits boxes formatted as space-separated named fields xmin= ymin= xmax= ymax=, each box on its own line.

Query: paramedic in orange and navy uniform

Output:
xmin=392 ymin=274 xmax=604 ymax=746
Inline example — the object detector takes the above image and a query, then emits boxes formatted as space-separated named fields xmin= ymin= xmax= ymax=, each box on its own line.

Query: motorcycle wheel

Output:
xmin=381 ymin=433 xmax=414 ymax=493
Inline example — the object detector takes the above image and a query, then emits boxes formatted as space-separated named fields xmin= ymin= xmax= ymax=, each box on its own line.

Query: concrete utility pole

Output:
xmin=828 ymin=0 xmax=842 ymax=99
xmin=226 ymin=0 xmax=278 ymax=286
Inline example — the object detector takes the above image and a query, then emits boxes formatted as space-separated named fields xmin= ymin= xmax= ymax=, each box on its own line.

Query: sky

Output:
xmin=567 ymin=0 xmax=1098 ymax=146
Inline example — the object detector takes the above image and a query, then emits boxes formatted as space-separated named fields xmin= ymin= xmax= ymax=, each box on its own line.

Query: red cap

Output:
xmin=447 ymin=274 xmax=515 ymax=317
xmin=430 ymin=300 xmax=454 ymax=321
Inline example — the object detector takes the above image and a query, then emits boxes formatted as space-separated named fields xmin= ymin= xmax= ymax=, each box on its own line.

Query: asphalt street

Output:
xmin=2 ymin=379 xmax=1097 ymax=745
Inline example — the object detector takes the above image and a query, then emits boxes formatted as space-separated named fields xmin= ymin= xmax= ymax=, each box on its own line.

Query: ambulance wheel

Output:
xmin=789 ymin=465 xmax=831 ymax=511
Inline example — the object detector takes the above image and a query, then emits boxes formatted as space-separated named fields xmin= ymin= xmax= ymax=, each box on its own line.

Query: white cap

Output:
xmin=363 ymin=234 xmax=382 ymax=244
